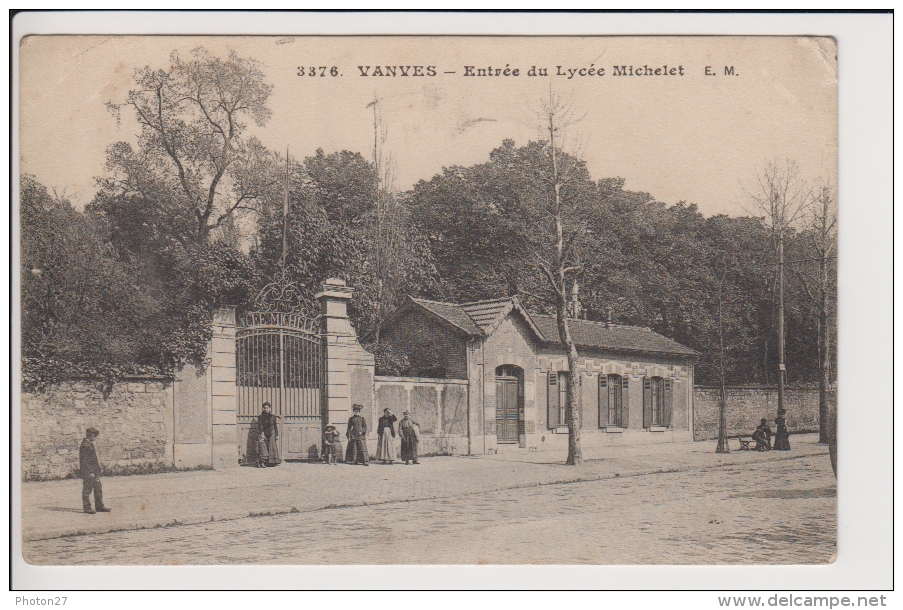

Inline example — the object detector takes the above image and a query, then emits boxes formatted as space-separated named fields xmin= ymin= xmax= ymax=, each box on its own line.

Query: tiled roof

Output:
xmin=405 ymin=297 xmax=698 ymax=357
xmin=459 ymin=298 xmax=514 ymax=333
xmin=410 ymin=299 xmax=484 ymax=335
xmin=531 ymin=315 xmax=699 ymax=356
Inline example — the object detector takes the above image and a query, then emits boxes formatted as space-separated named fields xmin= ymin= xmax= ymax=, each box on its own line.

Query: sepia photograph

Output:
xmin=13 ymin=13 xmax=888 ymax=592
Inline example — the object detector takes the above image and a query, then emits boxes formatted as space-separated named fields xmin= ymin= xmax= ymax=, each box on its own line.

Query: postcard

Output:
xmin=17 ymin=32 xmax=839 ymax=569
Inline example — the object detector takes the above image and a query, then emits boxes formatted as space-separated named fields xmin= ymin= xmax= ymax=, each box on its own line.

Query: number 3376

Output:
xmin=298 ymin=66 xmax=340 ymax=77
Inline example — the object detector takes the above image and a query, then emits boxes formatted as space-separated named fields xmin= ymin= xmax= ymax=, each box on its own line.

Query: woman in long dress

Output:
xmin=258 ymin=402 xmax=281 ymax=466
xmin=398 ymin=410 xmax=420 ymax=465
xmin=773 ymin=408 xmax=791 ymax=451
xmin=376 ymin=409 xmax=397 ymax=464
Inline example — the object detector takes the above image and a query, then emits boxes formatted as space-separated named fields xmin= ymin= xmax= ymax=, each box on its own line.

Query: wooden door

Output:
xmin=496 ymin=378 xmax=519 ymax=443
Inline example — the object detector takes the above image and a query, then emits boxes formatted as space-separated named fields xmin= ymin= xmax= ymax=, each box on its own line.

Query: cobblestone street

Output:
xmin=23 ymin=444 xmax=835 ymax=565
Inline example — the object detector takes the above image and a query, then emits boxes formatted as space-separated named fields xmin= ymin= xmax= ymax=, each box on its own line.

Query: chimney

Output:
xmin=569 ymin=281 xmax=582 ymax=320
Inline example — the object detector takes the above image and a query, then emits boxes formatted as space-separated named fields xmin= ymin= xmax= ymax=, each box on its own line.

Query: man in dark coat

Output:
xmin=79 ymin=427 xmax=110 ymax=514
xmin=345 ymin=404 xmax=369 ymax=465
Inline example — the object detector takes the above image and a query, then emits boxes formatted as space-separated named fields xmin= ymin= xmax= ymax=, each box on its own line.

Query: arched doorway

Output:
xmin=495 ymin=365 xmax=524 ymax=446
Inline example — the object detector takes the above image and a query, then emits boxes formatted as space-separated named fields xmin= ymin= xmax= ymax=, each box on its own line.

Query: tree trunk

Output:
xmin=557 ymin=303 xmax=582 ymax=465
xmin=818 ymin=252 xmax=830 ymax=444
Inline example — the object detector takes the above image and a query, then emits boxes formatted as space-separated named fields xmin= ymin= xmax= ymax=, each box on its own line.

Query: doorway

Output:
xmin=495 ymin=365 xmax=524 ymax=445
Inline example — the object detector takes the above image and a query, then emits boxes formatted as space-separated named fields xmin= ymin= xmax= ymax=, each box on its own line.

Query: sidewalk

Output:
xmin=21 ymin=434 xmax=829 ymax=541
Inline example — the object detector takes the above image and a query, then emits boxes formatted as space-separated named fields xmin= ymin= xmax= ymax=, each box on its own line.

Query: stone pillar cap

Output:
xmin=316 ymin=278 xmax=354 ymax=300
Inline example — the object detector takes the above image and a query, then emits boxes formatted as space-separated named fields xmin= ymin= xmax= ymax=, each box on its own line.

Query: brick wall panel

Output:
xmin=384 ymin=309 xmax=468 ymax=379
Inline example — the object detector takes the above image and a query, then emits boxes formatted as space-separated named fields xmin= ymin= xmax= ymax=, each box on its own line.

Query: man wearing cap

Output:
xmin=345 ymin=404 xmax=369 ymax=466
xmin=79 ymin=427 xmax=111 ymax=514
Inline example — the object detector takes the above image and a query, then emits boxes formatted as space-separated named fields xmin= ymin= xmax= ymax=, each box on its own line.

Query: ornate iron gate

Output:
xmin=237 ymin=272 xmax=323 ymax=462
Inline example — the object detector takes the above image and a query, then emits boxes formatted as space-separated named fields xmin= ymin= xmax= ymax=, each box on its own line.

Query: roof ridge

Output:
xmin=411 ymin=297 xmax=462 ymax=307
xmin=529 ymin=313 xmax=649 ymax=332
xmin=459 ymin=296 xmax=517 ymax=307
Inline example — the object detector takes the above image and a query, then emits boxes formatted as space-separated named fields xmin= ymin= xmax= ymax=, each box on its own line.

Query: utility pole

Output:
xmin=715 ymin=262 xmax=730 ymax=454
xmin=776 ymin=193 xmax=786 ymax=430
xmin=746 ymin=160 xmax=807 ymax=451
xmin=280 ymin=146 xmax=290 ymax=268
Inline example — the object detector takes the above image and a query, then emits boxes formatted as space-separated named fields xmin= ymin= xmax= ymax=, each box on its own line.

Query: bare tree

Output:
xmin=744 ymin=159 xmax=810 ymax=424
xmin=366 ymin=95 xmax=406 ymax=345
xmin=526 ymin=88 xmax=591 ymax=466
xmin=793 ymin=181 xmax=837 ymax=444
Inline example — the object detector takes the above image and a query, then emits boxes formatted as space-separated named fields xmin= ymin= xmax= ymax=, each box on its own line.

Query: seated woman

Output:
xmin=758 ymin=418 xmax=773 ymax=449
xmin=752 ymin=424 xmax=769 ymax=452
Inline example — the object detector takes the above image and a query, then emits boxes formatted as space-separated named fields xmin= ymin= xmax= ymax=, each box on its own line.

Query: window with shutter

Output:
xmin=547 ymin=372 xmax=559 ymax=429
xmin=663 ymin=378 xmax=673 ymax=428
xmin=607 ymin=374 xmax=622 ymax=426
xmin=643 ymin=377 xmax=652 ymax=428
xmin=648 ymin=377 xmax=665 ymax=426
xmin=558 ymin=372 xmax=569 ymax=427
xmin=598 ymin=375 xmax=608 ymax=429
xmin=621 ymin=376 xmax=630 ymax=429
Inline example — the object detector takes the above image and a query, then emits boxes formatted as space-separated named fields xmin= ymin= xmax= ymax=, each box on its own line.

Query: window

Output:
xmin=643 ymin=376 xmax=673 ymax=429
xmin=547 ymin=371 xmax=569 ymax=429
xmin=600 ymin=374 xmax=629 ymax=428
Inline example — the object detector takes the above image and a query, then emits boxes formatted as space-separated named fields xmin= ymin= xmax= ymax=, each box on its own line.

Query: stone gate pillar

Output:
xmin=317 ymin=279 xmax=375 ymax=433
xmin=210 ymin=306 xmax=238 ymax=470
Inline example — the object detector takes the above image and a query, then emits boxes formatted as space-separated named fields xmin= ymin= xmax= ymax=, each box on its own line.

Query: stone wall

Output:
xmin=21 ymin=378 xmax=173 ymax=481
xmin=373 ymin=376 xmax=469 ymax=456
xmin=693 ymin=386 xmax=832 ymax=441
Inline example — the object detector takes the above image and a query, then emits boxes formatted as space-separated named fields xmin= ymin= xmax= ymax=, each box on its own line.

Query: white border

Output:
xmin=10 ymin=10 xmax=894 ymax=593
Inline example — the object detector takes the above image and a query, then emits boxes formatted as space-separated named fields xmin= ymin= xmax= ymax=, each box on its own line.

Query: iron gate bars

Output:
xmin=236 ymin=312 xmax=322 ymax=421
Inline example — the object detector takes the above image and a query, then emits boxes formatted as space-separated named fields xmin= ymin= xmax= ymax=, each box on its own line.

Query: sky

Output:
xmin=19 ymin=35 xmax=837 ymax=217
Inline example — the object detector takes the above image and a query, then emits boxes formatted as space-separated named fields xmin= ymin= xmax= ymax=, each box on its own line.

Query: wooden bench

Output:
xmin=728 ymin=436 xmax=754 ymax=451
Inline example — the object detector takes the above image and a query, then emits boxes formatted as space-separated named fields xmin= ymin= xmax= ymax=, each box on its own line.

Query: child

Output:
xmin=256 ymin=432 xmax=268 ymax=468
xmin=323 ymin=425 xmax=342 ymax=465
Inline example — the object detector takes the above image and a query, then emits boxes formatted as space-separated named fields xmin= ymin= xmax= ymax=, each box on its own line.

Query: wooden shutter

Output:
xmin=576 ymin=374 xmax=583 ymax=428
xmin=643 ymin=377 xmax=652 ymax=428
xmin=598 ymin=375 xmax=608 ymax=429
xmin=663 ymin=378 xmax=673 ymax=428
xmin=547 ymin=372 xmax=560 ymax=428
xmin=621 ymin=376 xmax=630 ymax=429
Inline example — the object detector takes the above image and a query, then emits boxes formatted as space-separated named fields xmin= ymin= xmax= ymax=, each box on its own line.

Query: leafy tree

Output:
xmin=409 ymin=93 xmax=598 ymax=464
xmin=249 ymin=148 xmax=437 ymax=338
xmin=20 ymin=175 xmax=155 ymax=388
xmin=83 ymin=47 xmax=274 ymax=379
xmin=99 ymin=47 xmax=275 ymax=246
